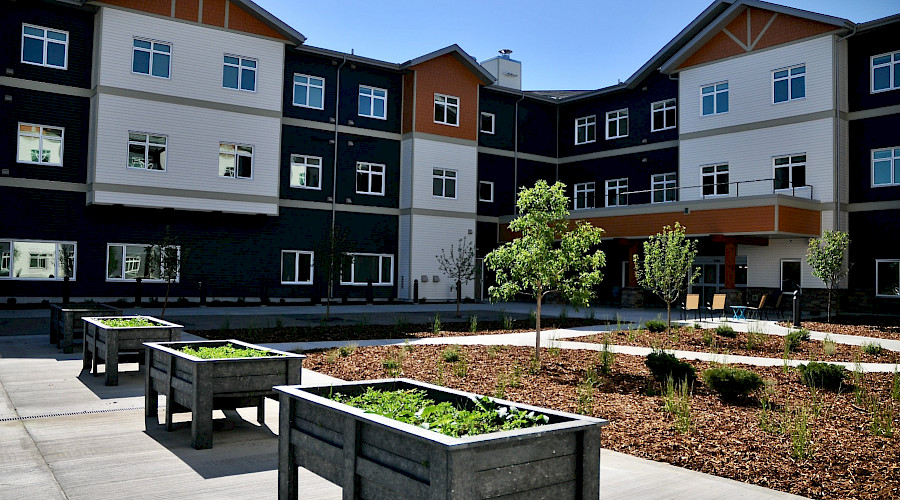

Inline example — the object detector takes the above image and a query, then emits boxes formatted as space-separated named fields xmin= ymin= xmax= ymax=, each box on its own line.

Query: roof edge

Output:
xmin=401 ymin=44 xmax=496 ymax=85
xmin=230 ymin=0 xmax=306 ymax=45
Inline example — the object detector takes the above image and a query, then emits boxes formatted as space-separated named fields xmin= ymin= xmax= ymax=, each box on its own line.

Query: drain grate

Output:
xmin=0 ymin=406 xmax=144 ymax=422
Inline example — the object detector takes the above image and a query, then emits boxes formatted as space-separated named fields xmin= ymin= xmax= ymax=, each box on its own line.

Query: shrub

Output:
xmin=441 ymin=346 xmax=460 ymax=363
xmin=784 ymin=329 xmax=810 ymax=352
xmin=702 ymin=366 xmax=764 ymax=400
xmin=715 ymin=324 xmax=737 ymax=338
xmin=861 ymin=341 xmax=883 ymax=355
xmin=645 ymin=319 xmax=667 ymax=333
xmin=646 ymin=350 xmax=696 ymax=384
xmin=798 ymin=362 xmax=846 ymax=390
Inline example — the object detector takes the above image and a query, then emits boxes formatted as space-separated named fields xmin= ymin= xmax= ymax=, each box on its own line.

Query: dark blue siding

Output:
xmin=558 ymin=147 xmax=679 ymax=206
xmin=848 ymin=21 xmax=900 ymax=112
xmin=477 ymin=153 xmax=515 ymax=217
xmin=848 ymin=114 xmax=900 ymax=203
xmin=848 ymin=209 xmax=900 ymax=292
xmin=478 ymin=88 xmax=557 ymax=158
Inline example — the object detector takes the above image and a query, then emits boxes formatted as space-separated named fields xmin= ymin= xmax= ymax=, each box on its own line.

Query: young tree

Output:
xmin=484 ymin=180 xmax=605 ymax=365
xmin=633 ymin=222 xmax=700 ymax=334
xmin=316 ymin=225 xmax=354 ymax=320
xmin=147 ymin=226 xmax=183 ymax=317
xmin=436 ymin=236 xmax=476 ymax=318
xmin=806 ymin=230 xmax=850 ymax=323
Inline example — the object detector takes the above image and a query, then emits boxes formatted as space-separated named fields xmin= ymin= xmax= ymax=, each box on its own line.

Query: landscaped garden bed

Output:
xmin=275 ymin=378 xmax=606 ymax=499
xmin=303 ymin=344 xmax=900 ymax=500
xmin=780 ymin=317 xmax=900 ymax=342
xmin=82 ymin=315 xmax=182 ymax=386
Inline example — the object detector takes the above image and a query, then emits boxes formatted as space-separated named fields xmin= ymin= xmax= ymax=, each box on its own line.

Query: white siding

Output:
xmin=679 ymin=35 xmax=835 ymax=134
xmin=400 ymin=139 xmax=413 ymax=210
xmin=408 ymin=215 xmax=476 ymax=301
xmin=740 ymin=239 xmax=825 ymax=289
xmin=411 ymin=138 xmax=478 ymax=214
xmin=398 ymin=215 xmax=411 ymax=299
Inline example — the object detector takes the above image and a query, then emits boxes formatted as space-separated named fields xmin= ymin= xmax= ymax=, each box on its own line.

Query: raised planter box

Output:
xmin=82 ymin=316 xmax=182 ymax=386
xmin=144 ymin=339 xmax=304 ymax=450
xmin=275 ymin=378 xmax=609 ymax=500
xmin=50 ymin=303 xmax=122 ymax=353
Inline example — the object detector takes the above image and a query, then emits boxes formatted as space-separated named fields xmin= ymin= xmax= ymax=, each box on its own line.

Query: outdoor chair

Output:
xmin=746 ymin=294 xmax=767 ymax=320
xmin=705 ymin=293 xmax=726 ymax=321
xmin=681 ymin=294 xmax=701 ymax=321
xmin=764 ymin=293 xmax=786 ymax=321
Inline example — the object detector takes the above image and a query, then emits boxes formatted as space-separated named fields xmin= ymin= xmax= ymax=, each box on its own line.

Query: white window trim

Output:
xmin=773 ymin=153 xmax=807 ymax=191
xmin=223 ymin=54 xmax=257 ymax=92
xmin=127 ymin=131 xmax=167 ymax=172
xmin=289 ymin=154 xmax=323 ymax=190
xmin=21 ymin=23 xmax=68 ymax=70
xmin=432 ymin=168 xmax=457 ymax=199
xmin=132 ymin=37 xmax=172 ymax=79
xmin=876 ymin=259 xmax=900 ymax=297
xmin=575 ymin=115 xmax=596 ymax=145
xmin=871 ymin=51 xmax=900 ymax=94
xmin=358 ymin=85 xmax=387 ymax=119
xmin=871 ymin=146 xmax=900 ymax=187
xmin=16 ymin=122 xmax=64 ymax=166
xmin=105 ymin=243 xmax=179 ymax=282
xmin=605 ymin=109 xmax=628 ymax=140
xmin=341 ymin=252 xmax=394 ymax=286
xmin=772 ymin=64 xmax=806 ymax=104
xmin=700 ymin=163 xmax=730 ymax=197
xmin=218 ymin=142 xmax=254 ymax=180
xmin=605 ymin=178 xmax=628 ymax=207
xmin=293 ymin=73 xmax=325 ymax=110
xmin=479 ymin=180 xmax=494 ymax=202
xmin=480 ymin=112 xmax=495 ymax=134
xmin=434 ymin=93 xmax=460 ymax=127
xmin=573 ymin=182 xmax=595 ymax=210
xmin=1 ymin=239 xmax=76 ymax=281
xmin=356 ymin=162 xmax=385 ymax=196
xmin=651 ymin=172 xmax=677 ymax=203
xmin=650 ymin=99 xmax=676 ymax=132
xmin=281 ymin=250 xmax=314 ymax=285
xmin=700 ymin=81 xmax=729 ymax=116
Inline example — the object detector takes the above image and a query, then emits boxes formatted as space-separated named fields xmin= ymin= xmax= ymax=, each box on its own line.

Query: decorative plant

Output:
xmin=436 ymin=236 xmax=476 ymax=317
xmin=147 ymin=226 xmax=183 ymax=317
xmin=316 ymin=224 xmax=355 ymax=321
xmin=806 ymin=230 xmax=850 ymax=322
xmin=633 ymin=222 xmax=699 ymax=335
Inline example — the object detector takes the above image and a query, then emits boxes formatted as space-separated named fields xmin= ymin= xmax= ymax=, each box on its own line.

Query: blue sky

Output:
xmin=256 ymin=0 xmax=898 ymax=91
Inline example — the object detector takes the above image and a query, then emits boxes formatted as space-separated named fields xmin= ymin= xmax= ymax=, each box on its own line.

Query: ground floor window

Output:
xmin=781 ymin=259 xmax=801 ymax=292
xmin=282 ymin=250 xmax=314 ymax=284
xmin=0 ymin=240 xmax=75 ymax=279
xmin=341 ymin=253 xmax=393 ymax=285
xmin=876 ymin=260 xmax=900 ymax=297
xmin=106 ymin=243 xmax=178 ymax=281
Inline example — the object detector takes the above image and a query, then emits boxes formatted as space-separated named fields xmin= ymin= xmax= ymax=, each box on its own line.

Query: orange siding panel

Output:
xmin=411 ymin=54 xmax=480 ymax=141
xmin=749 ymin=8 xmax=776 ymax=42
xmin=679 ymin=31 xmax=745 ymax=70
xmin=402 ymin=73 xmax=415 ymax=135
xmin=102 ymin=0 xmax=171 ymax=16
xmin=724 ymin=10 xmax=748 ymax=43
xmin=203 ymin=0 xmax=226 ymax=27
xmin=778 ymin=206 xmax=820 ymax=236
xmin=174 ymin=0 xmax=199 ymax=21
xmin=753 ymin=14 xmax=835 ymax=51
xmin=227 ymin=1 xmax=287 ymax=40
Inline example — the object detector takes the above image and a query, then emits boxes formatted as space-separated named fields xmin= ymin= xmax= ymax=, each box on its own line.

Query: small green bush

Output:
xmin=702 ymin=366 xmax=764 ymax=400
xmin=645 ymin=319 xmax=667 ymax=333
xmin=715 ymin=324 xmax=737 ymax=338
xmin=646 ymin=350 xmax=696 ymax=384
xmin=798 ymin=362 xmax=846 ymax=390
xmin=441 ymin=346 xmax=460 ymax=363
xmin=861 ymin=341 xmax=883 ymax=355
xmin=784 ymin=329 xmax=810 ymax=352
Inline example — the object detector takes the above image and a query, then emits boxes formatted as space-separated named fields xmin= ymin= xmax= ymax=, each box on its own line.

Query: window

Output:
xmin=17 ymin=123 xmax=63 ymax=166
xmin=223 ymin=55 xmax=256 ymax=91
xmin=871 ymin=51 xmax=900 ymax=93
xmin=1 ymin=240 xmax=75 ymax=280
xmin=293 ymin=74 xmax=325 ymax=109
xmin=106 ymin=243 xmax=178 ymax=281
xmin=872 ymin=147 xmax=900 ymax=186
xmin=290 ymin=155 xmax=321 ymax=189
xmin=127 ymin=132 xmax=167 ymax=171
xmin=341 ymin=253 xmax=393 ymax=285
xmin=21 ymin=24 xmax=67 ymax=69
xmin=480 ymin=112 xmax=495 ymax=134
xmin=876 ymin=260 xmax=900 ymax=297
xmin=575 ymin=116 xmax=596 ymax=145
xmin=132 ymin=38 xmax=171 ymax=78
xmin=358 ymin=86 xmax=387 ymax=119
xmin=773 ymin=154 xmax=806 ymax=190
xmin=479 ymin=181 xmax=494 ymax=202
xmin=281 ymin=250 xmax=313 ymax=285
xmin=606 ymin=109 xmax=628 ymax=139
xmin=701 ymin=82 xmax=729 ymax=115
xmin=773 ymin=65 xmax=805 ymax=103
xmin=574 ymin=182 xmax=595 ymax=210
xmin=701 ymin=164 xmax=729 ymax=196
xmin=219 ymin=143 xmax=253 ymax=179
xmin=433 ymin=169 xmax=457 ymax=198
xmin=434 ymin=94 xmax=459 ymax=126
xmin=652 ymin=172 xmax=677 ymax=203
xmin=781 ymin=260 xmax=801 ymax=292
xmin=356 ymin=162 xmax=385 ymax=195
xmin=606 ymin=178 xmax=628 ymax=207
xmin=651 ymin=99 xmax=676 ymax=131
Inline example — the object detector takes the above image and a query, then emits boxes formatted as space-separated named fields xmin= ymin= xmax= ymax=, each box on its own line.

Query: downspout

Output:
xmin=331 ymin=56 xmax=347 ymax=234
xmin=513 ymin=92 xmax=525 ymax=214
xmin=833 ymin=25 xmax=856 ymax=233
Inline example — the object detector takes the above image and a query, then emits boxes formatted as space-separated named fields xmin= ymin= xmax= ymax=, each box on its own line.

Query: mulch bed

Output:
xmin=574 ymin=327 xmax=899 ymax=364
xmin=779 ymin=317 xmax=900 ymax=343
xmin=304 ymin=344 xmax=900 ymax=500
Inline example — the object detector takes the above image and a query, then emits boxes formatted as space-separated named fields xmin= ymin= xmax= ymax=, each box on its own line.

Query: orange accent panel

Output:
xmin=778 ymin=206 xmax=820 ymax=236
xmin=203 ymin=0 xmax=226 ymax=27
xmin=724 ymin=10 xmax=748 ymax=43
xmin=227 ymin=1 xmax=287 ymax=40
xmin=174 ymin=0 xmax=199 ymax=21
xmin=679 ymin=31 xmax=745 ymax=70
xmin=102 ymin=0 xmax=170 ymax=16
xmin=411 ymin=54 xmax=480 ymax=141
xmin=402 ymin=73 xmax=415 ymax=135
xmin=752 ymin=14 xmax=835 ymax=51
xmin=749 ymin=8 xmax=776 ymax=42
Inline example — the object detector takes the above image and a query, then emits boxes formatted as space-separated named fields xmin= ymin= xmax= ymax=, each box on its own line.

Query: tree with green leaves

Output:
xmin=436 ymin=236 xmax=476 ymax=318
xmin=316 ymin=224 xmax=354 ymax=320
xmin=633 ymin=222 xmax=700 ymax=334
xmin=147 ymin=226 xmax=183 ymax=317
xmin=806 ymin=230 xmax=850 ymax=322
xmin=484 ymin=180 xmax=605 ymax=365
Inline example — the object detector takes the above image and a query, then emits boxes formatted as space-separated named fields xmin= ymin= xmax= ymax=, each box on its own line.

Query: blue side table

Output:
xmin=730 ymin=306 xmax=748 ymax=321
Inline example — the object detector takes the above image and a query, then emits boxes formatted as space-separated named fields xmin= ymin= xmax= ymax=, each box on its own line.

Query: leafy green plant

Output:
xmin=746 ymin=329 xmax=764 ymax=350
xmin=599 ymin=334 xmax=615 ymax=375
xmin=453 ymin=354 xmax=468 ymax=378
xmin=869 ymin=397 xmax=894 ymax=438
xmin=325 ymin=349 xmax=340 ymax=364
xmin=702 ymin=366 xmax=764 ymax=401
xmin=180 ymin=343 xmax=272 ymax=359
xmin=861 ymin=341 xmax=883 ymax=355
xmin=822 ymin=336 xmax=837 ymax=356
xmin=758 ymin=380 xmax=778 ymax=433
xmin=339 ymin=343 xmax=357 ymax=357
xmin=702 ymin=329 xmax=716 ymax=348
xmin=798 ymin=362 xmax=846 ymax=391
xmin=806 ymin=230 xmax=850 ymax=322
xmin=382 ymin=356 xmax=402 ymax=377
xmin=435 ymin=236 xmax=476 ymax=318
xmin=715 ymin=324 xmax=736 ymax=338
xmin=403 ymin=339 xmax=415 ymax=353
xmin=646 ymin=350 xmax=696 ymax=384
xmin=662 ymin=375 xmax=693 ymax=433
xmin=645 ymin=319 xmax=666 ymax=333
xmin=503 ymin=313 xmax=515 ymax=330
xmin=576 ymin=379 xmax=595 ymax=415
xmin=784 ymin=329 xmax=810 ymax=352
xmin=441 ymin=346 xmax=460 ymax=363
xmin=98 ymin=317 xmax=159 ymax=328
xmin=468 ymin=315 xmax=478 ymax=333
xmin=510 ymin=364 xmax=523 ymax=388
xmin=432 ymin=313 xmax=442 ymax=335
xmin=781 ymin=404 xmax=814 ymax=460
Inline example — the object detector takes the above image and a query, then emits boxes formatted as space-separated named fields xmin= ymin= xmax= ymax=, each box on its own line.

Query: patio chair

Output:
xmin=746 ymin=294 xmax=767 ymax=320
xmin=764 ymin=293 xmax=786 ymax=321
xmin=704 ymin=293 xmax=726 ymax=321
xmin=681 ymin=293 xmax=700 ymax=321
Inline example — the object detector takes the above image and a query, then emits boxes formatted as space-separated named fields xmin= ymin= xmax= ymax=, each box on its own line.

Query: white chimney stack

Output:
xmin=480 ymin=49 xmax=522 ymax=90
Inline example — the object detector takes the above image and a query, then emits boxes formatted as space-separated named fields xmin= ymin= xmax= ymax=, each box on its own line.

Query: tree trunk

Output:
xmin=666 ymin=301 xmax=671 ymax=336
xmin=325 ymin=278 xmax=332 ymax=320
xmin=456 ymin=279 xmax=461 ymax=318
xmin=826 ymin=288 xmax=832 ymax=323
xmin=162 ymin=280 xmax=171 ymax=317
xmin=535 ymin=294 xmax=542 ymax=366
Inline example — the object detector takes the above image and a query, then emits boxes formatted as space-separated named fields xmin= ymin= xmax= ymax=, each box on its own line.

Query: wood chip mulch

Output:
xmin=778 ymin=318 xmax=900 ymax=343
xmin=304 ymin=344 xmax=900 ymax=500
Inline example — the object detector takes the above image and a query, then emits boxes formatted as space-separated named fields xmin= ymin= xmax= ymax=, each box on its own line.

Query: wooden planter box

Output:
xmin=144 ymin=339 xmax=304 ymax=450
xmin=82 ymin=316 xmax=182 ymax=386
xmin=50 ymin=303 xmax=122 ymax=353
xmin=275 ymin=379 xmax=609 ymax=500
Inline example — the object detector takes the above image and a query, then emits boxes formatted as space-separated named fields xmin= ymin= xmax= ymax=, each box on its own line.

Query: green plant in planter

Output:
xmin=180 ymin=343 xmax=272 ymax=359
xmin=98 ymin=317 xmax=159 ymax=328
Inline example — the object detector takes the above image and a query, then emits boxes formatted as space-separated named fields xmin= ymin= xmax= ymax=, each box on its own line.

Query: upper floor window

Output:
xmin=17 ymin=123 xmax=63 ymax=166
xmin=876 ymin=260 xmax=900 ymax=297
xmin=218 ymin=142 xmax=253 ymax=179
xmin=701 ymin=164 xmax=729 ymax=196
xmin=106 ymin=243 xmax=178 ymax=281
xmin=127 ymin=132 xmax=167 ymax=171
xmin=606 ymin=109 xmax=628 ymax=139
xmin=651 ymin=99 xmax=676 ymax=132
xmin=871 ymin=51 xmax=900 ymax=93
xmin=281 ymin=250 xmax=314 ymax=285
xmin=652 ymin=173 xmax=677 ymax=203
xmin=574 ymin=182 xmax=595 ymax=210
xmin=480 ymin=112 xmax=495 ymax=134
xmin=701 ymin=82 xmax=728 ymax=115
xmin=132 ymin=39 xmax=171 ymax=79
xmin=290 ymin=154 xmax=322 ymax=189
xmin=575 ymin=115 xmax=596 ymax=145
xmin=433 ymin=169 xmax=457 ymax=198
xmin=1 ymin=240 xmax=75 ymax=280
xmin=21 ymin=24 xmax=68 ymax=69
xmin=479 ymin=181 xmax=494 ymax=202
xmin=293 ymin=74 xmax=325 ymax=109
xmin=773 ymin=154 xmax=806 ymax=190
xmin=341 ymin=253 xmax=393 ymax=285
xmin=359 ymin=85 xmax=387 ymax=119
xmin=872 ymin=147 xmax=900 ymax=187
xmin=356 ymin=162 xmax=385 ymax=195
xmin=434 ymin=94 xmax=459 ymax=126
xmin=223 ymin=55 xmax=256 ymax=92
xmin=606 ymin=178 xmax=628 ymax=207
xmin=773 ymin=65 xmax=805 ymax=103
